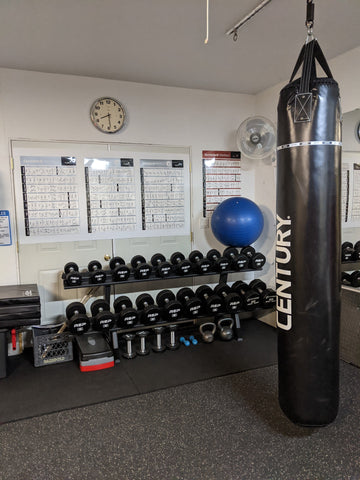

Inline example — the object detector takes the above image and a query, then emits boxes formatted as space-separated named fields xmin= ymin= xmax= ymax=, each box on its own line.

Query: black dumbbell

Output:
xmin=195 ymin=285 xmax=224 ymax=315
xmin=63 ymin=262 xmax=82 ymax=286
xmin=65 ymin=302 xmax=91 ymax=335
xmin=170 ymin=252 xmax=192 ymax=275
xmin=156 ymin=290 xmax=184 ymax=321
xmin=353 ymin=241 xmax=360 ymax=261
xmin=206 ymin=249 xmax=230 ymax=272
xmin=113 ymin=295 xmax=139 ymax=329
xmin=90 ymin=299 xmax=116 ymax=331
xmin=150 ymin=253 xmax=173 ymax=278
xmin=342 ymin=242 xmax=354 ymax=262
xmin=231 ymin=281 xmax=261 ymax=311
xmin=136 ymin=330 xmax=150 ymax=356
xmin=240 ymin=246 xmax=266 ymax=269
xmin=135 ymin=293 xmax=162 ymax=325
xmin=131 ymin=255 xmax=152 ymax=280
xmin=152 ymin=326 xmax=166 ymax=353
xmin=122 ymin=333 xmax=136 ymax=359
xmin=249 ymin=279 xmax=276 ymax=308
xmin=188 ymin=250 xmax=212 ymax=274
xmin=109 ymin=256 xmax=130 ymax=281
xmin=213 ymin=284 xmax=243 ymax=313
xmin=342 ymin=271 xmax=360 ymax=288
xmin=223 ymin=247 xmax=249 ymax=271
xmin=166 ymin=325 xmax=180 ymax=350
xmin=88 ymin=260 xmax=107 ymax=284
xmin=176 ymin=288 xmax=203 ymax=318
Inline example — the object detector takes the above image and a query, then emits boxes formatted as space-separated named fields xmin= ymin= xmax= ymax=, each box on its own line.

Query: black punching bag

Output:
xmin=276 ymin=35 xmax=342 ymax=426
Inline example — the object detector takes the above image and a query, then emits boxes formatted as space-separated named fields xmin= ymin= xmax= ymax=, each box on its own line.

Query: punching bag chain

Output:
xmin=306 ymin=0 xmax=315 ymax=43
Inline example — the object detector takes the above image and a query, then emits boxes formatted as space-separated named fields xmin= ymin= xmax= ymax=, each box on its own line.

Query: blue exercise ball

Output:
xmin=211 ymin=197 xmax=264 ymax=247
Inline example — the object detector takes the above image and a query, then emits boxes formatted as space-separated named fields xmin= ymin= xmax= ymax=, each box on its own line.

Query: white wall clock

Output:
xmin=90 ymin=97 xmax=127 ymax=134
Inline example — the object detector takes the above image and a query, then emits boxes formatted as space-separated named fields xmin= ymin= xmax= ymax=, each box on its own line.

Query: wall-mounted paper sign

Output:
xmin=0 ymin=210 xmax=12 ymax=246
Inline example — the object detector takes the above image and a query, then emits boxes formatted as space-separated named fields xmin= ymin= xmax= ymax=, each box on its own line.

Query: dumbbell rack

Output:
xmin=341 ymin=260 xmax=360 ymax=291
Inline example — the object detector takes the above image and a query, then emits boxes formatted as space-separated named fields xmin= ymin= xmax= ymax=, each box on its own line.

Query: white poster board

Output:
xmin=12 ymin=141 xmax=191 ymax=244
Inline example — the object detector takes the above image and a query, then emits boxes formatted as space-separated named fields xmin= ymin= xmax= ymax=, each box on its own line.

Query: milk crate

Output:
xmin=32 ymin=326 xmax=73 ymax=367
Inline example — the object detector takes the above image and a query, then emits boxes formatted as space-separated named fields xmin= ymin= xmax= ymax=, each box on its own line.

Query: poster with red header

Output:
xmin=202 ymin=150 xmax=241 ymax=218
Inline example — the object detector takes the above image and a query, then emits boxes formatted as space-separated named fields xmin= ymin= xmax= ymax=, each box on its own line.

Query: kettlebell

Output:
xmin=218 ymin=317 xmax=234 ymax=341
xmin=199 ymin=322 xmax=216 ymax=343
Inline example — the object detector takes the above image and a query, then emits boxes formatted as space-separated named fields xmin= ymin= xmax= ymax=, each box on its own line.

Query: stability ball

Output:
xmin=211 ymin=197 xmax=264 ymax=247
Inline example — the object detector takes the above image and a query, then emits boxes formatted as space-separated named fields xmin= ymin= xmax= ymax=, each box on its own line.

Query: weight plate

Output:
xmin=224 ymin=292 xmax=242 ymax=313
xmin=68 ymin=313 xmax=90 ymax=335
xmin=249 ymin=279 xmax=267 ymax=292
xmin=195 ymin=285 xmax=213 ymax=300
xmin=176 ymin=287 xmax=195 ymax=303
xmin=231 ymin=280 xmax=249 ymax=294
xmin=215 ymin=257 xmax=230 ymax=272
xmin=65 ymin=271 xmax=82 ymax=286
xmin=131 ymin=255 xmax=146 ymax=269
xmin=184 ymin=297 xmax=203 ymax=317
xmin=150 ymin=253 xmax=166 ymax=266
xmin=170 ymin=251 xmax=185 ymax=264
xmin=118 ymin=308 xmax=139 ymax=328
xmin=206 ymin=295 xmax=224 ymax=314
xmin=90 ymin=299 xmax=110 ymax=316
xmin=188 ymin=250 xmax=204 ymax=263
xmin=241 ymin=246 xmax=256 ymax=258
xmin=156 ymin=290 xmax=176 ymax=306
xmin=93 ymin=311 xmax=115 ymax=331
xmin=136 ymin=293 xmax=154 ymax=310
xmin=243 ymin=290 xmax=260 ymax=311
xmin=177 ymin=260 xmax=192 ymax=275
xmin=66 ymin=301 xmax=86 ymax=320
xmin=251 ymin=253 xmax=266 ymax=269
xmin=90 ymin=270 xmax=107 ymax=284
xmin=214 ymin=283 xmax=231 ymax=296
xmin=113 ymin=295 xmax=132 ymax=313
xmin=197 ymin=258 xmax=212 ymax=274
xmin=223 ymin=247 xmax=239 ymax=259
xmin=133 ymin=264 xmax=151 ymax=279
xmin=206 ymin=249 xmax=221 ymax=261
xmin=88 ymin=260 xmax=102 ymax=272
xmin=163 ymin=300 xmax=183 ymax=320
xmin=234 ymin=254 xmax=249 ymax=270
xmin=142 ymin=305 xmax=161 ymax=325
xmin=109 ymin=256 xmax=125 ymax=270
xmin=156 ymin=262 xmax=173 ymax=277
xmin=64 ymin=262 xmax=79 ymax=274
xmin=112 ymin=264 xmax=130 ymax=281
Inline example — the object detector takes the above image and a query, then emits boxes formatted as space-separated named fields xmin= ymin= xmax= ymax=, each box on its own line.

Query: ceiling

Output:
xmin=0 ymin=0 xmax=359 ymax=95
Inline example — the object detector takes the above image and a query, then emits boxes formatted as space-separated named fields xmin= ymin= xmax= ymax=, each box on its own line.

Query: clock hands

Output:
xmin=100 ymin=113 xmax=112 ymax=129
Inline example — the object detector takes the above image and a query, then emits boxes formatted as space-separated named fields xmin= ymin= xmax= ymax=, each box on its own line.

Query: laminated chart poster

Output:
xmin=12 ymin=149 xmax=190 ymax=244
xmin=202 ymin=151 xmax=242 ymax=218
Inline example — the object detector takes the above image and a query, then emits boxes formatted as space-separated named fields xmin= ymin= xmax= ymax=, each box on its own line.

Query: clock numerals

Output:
xmin=90 ymin=97 xmax=126 ymax=134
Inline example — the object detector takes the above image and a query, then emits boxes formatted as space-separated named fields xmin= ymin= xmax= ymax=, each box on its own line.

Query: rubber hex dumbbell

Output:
xmin=353 ymin=241 xmax=360 ymax=261
xmin=88 ymin=260 xmax=107 ymax=284
xmin=131 ymin=255 xmax=152 ymax=280
xmin=223 ymin=247 xmax=249 ymax=271
xmin=213 ymin=284 xmax=243 ymax=313
xmin=342 ymin=242 xmax=354 ymax=262
xmin=90 ymin=299 xmax=116 ymax=331
xmin=342 ymin=271 xmax=360 ymax=288
xmin=65 ymin=302 xmax=91 ymax=335
xmin=156 ymin=290 xmax=184 ymax=321
xmin=249 ymin=279 xmax=276 ymax=308
xmin=176 ymin=288 xmax=203 ymax=318
xmin=113 ymin=295 xmax=139 ymax=329
xmin=240 ymin=246 xmax=266 ymax=269
xmin=188 ymin=250 xmax=212 ymax=274
xmin=151 ymin=253 xmax=173 ymax=278
xmin=206 ymin=249 xmax=230 ymax=272
xmin=135 ymin=293 xmax=162 ymax=325
xmin=109 ymin=256 xmax=130 ymax=282
xmin=195 ymin=285 xmax=224 ymax=315
xmin=170 ymin=252 xmax=192 ymax=276
xmin=231 ymin=280 xmax=260 ymax=311
xmin=63 ymin=262 xmax=82 ymax=286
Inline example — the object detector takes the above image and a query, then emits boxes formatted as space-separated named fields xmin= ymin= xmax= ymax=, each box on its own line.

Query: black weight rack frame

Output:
xmin=62 ymin=267 xmax=273 ymax=362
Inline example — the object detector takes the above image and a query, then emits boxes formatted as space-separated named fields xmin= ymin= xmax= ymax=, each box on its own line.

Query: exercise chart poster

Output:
xmin=202 ymin=150 xmax=241 ymax=218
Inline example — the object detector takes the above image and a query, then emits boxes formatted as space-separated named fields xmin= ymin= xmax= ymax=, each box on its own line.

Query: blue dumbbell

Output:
xmin=180 ymin=336 xmax=190 ymax=347
xmin=189 ymin=335 xmax=198 ymax=345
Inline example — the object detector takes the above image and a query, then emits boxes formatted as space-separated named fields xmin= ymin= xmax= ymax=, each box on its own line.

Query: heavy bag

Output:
xmin=276 ymin=39 xmax=342 ymax=426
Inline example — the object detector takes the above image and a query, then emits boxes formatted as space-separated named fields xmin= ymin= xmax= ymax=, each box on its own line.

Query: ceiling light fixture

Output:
xmin=226 ymin=0 xmax=273 ymax=41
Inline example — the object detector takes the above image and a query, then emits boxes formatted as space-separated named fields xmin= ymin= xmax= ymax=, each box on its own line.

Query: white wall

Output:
xmin=0 ymin=68 xmax=255 ymax=288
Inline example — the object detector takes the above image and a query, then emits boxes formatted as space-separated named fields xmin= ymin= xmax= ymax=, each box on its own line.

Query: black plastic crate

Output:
xmin=32 ymin=326 xmax=73 ymax=367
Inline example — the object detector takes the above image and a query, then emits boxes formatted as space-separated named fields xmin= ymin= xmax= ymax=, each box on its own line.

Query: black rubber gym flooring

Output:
xmin=0 ymin=318 xmax=277 ymax=424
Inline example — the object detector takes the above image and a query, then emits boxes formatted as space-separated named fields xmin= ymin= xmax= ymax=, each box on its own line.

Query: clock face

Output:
xmin=90 ymin=97 xmax=126 ymax=133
